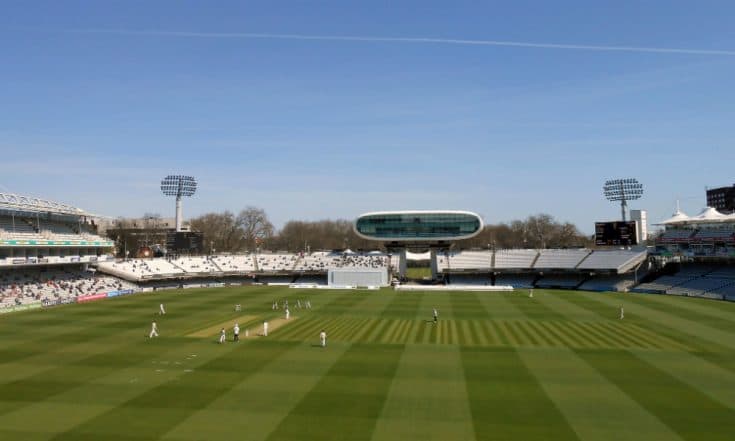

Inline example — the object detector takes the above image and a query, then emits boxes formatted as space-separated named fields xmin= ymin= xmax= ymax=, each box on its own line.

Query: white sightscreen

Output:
xmin=328 ymin=268 xmax=388 ymax=287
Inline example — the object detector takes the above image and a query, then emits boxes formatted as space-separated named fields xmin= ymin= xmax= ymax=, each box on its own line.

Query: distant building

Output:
xmin=706 ymin=184 xmax=735 ymax=214
xmin=630 ymin=209 xmax=648 ymax=242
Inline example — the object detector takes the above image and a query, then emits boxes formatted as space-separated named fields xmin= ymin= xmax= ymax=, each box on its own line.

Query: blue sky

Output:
xmin=1 ymin=1 xmax=734 ymax=233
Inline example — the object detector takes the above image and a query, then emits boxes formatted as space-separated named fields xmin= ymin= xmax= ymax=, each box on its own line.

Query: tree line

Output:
xmin=186 ymin=209 xmax=592 ymax=253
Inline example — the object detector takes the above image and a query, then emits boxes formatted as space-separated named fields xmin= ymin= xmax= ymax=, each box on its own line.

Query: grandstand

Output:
xmin=494 ymin=249 xmax=538 ymax=269
xmin=533 ymin=249 xmax=591 ymax=269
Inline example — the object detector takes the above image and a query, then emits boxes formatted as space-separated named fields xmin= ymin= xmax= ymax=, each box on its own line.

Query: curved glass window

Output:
xmin=355 ymin=212 xmax=482 ymax=240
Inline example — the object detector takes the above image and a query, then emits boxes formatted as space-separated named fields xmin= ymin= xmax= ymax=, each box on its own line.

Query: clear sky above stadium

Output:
xmin=1 ymin=1 xmax=734 ymax=233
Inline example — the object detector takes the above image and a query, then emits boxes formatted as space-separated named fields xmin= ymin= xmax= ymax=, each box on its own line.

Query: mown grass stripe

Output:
xmin=459 ymin=320 xmax=475 ymax=346
xmin=490 ymin=320 xmax=511 ymax=346
xmin=566 ymin=321 xmax=613 ymax=349
xmin=365 ymin=319 xmax=392 ymax=343
xmin=462 ymin=347 xmax=580 ymax=440
xmin=524 ymin=320 xmax=557 ymax=347
xmin=342 ymin=317 xmax=369 ymax=341
xmin=330 ymin=317 xmax=353 ymax=340
xmin=577 ymin=349 xmax=735 ymax=441
xmin=382 ymin=319 xmax=402 ymax=344
xmin=627 ymin=323 xmax=692 ymax=352
xmin=52 ymin=341 xmax=300 ymax=441
xmin=536 ymin=321 xmax=577 ymax=348
xmin=265 ymin=343 xmax=405 ymax=441
xmin=514 ymin=320 xmax=542 ymax=346
xmin=397 ymin=319 xmax=413 ymax=344
xmin=598 ymin=322 xmax=659 ymax=349
xmin=274 ymin=315 xmax=316 ymax=339
xmin=499 ymin=320 xmax=523 ymax=346
xmin=449 ymin=320 xmax=461 ymax=345
xmin=467 ymin=320 xmax=483 ymax=346
xmin=352 ymin=318 xmax=379 ymax=342
xmin=475 ymin=321 xmax=494 ymax=346
xmin=584 ymin=322 xmax=634 ymax=348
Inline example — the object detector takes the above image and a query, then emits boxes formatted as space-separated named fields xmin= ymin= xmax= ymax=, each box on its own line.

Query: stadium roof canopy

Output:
xmin=0 ymin=192 xmax=92 ymax=217
xmin=656 ymin=206 xmax=735 ymax=226
xmin=354 ymin=210 xmax=483 ymax=245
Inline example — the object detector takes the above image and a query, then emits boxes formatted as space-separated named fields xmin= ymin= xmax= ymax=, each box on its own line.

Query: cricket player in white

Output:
xmin=620 ymin=306 xmax=624 ymax=320
xmin=149 ymin=321 xmax=159 ymax=338
xmin=529 ymin=289 xmax=534 ymax=298
xmin=319 ymin=330 xmax=327 ymax=347
xmin=159 ymin=303 xmax=166 ymax=315
xmin=233 ymin=323 xmax=240 ymax=341
xmin=263 ymin=321 xmax=269 ymax=336
xmin=219 ymin=328 xmax=226 ymax=344
xmin=285 ymin=307 xmax=290 ymax=320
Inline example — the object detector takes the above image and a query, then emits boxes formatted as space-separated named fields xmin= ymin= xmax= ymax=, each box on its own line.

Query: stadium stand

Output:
xmin=494 ymin=274 xmax=536 ymax=288
xmin=494 ymin=249 xmax=539 ymax=269
xmin=0 ymin=268 xmax=136 ymax=310
xmin=97 ymin=259 xmax=186 ymax=281
xmin=632 ymin=276 xmax=693 ymax=293
xmin=577 ymin=275 xmax=637 ymax=292
xmin=439 ymin=251 xmax=492 ymax=271
xmin=210 ymin=254 xmax=256 ymax=272
xmin=535 ymin=274 xmax=585 ymax=289
xmin=533 ymin=249 xmax=591 ymax=269
xmin=447 ymin=274 xmax=491 ymax=285
xmin=577 ymin=249 xmax=647 ymax=273
xmin=256 ymin=254 xmax=299 ymax=272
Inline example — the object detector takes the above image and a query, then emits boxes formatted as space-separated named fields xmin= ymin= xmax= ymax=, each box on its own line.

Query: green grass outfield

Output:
xmin=1 ymin=286 xmax=734 ymax=440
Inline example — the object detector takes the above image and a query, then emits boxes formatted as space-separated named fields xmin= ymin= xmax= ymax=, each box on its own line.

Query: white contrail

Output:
xmin=60 ymin=29 xmax=735 ymax=56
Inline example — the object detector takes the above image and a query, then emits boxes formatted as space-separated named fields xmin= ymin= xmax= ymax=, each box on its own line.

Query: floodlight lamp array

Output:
xmin=160 ymin=175 xmax=197 ymax=197
xmin=603 ymin=178 xmax=643 ymax=202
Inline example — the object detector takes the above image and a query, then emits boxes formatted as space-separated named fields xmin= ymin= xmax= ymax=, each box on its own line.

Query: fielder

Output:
xmin=620 ymin=306 xmax=625 ymax=320
xmin=233 ymin=323 xmax=240 ymax=341
xmin=149 ymin=321 xmax=159 ymax=338
xmin=263 ymin=321 xmax=269 ymax=337
xmin=234 ymin=304 xmax=242 ymax=312
xmin=433 ymin=308 xmax=438 ymax=324
xmin=219 ymin=328 xmax=226 ymax=344
xmin=529 ymin=289 xmax=534 ymax=298
xmin=319 ymin=329 xmax=327 ymax=347
xmin=159 ymin=303 xmax=166 ymax=315
xmin=285 ymin=306 xmax=290 ymax=320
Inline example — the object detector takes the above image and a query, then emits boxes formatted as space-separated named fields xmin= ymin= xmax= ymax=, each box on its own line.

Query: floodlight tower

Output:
xmin=603 ymin=178 xmax=643 ymax=222
xmin=160 ymin=175 xmax=197 ymax=232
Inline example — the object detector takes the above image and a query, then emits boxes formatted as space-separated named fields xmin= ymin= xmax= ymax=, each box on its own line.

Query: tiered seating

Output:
xmin=0 ymin=268 xmax=136 ymax=309
xmin=633 ymin=276 xmax=691 ymax=293
xmin=337 ymin=254 xmax=389 ymax=269
xmin=256 ymin=254 xmax=298 ymax=272
xmin=97 ymin=259 xmax=185 ymax=280
xmin=693 ymin=230 xmax=735 ymax=242
xmin=666 ymin=277 xmax=732 ymax=298
xmin=578 ymin=275 xmax=636 ymax=292
xmin=494 ymin=274 xmax=535 ymax=288
xmin=211 ymin=255 xmax=256 ymax=272
xmin=0 ymin=216 xmax=40 ymax=238
xmin=441 ymin=251 xmax=492 ymax=271
xmin=448 ymin=274 xmax=491 ymax=285
xmin=172 ymin=256 xmax=220 ymax=273
xmin=293 ymin=252 xmax=341 ymax=271
xmin=494 ymin=249 xmax=539 ymax=269
xmin=577 ymin=250 xmax=647 ymax=273
xmin=533 ymin=249 xmax=590 ymax=269
xmin=706 ymin=266 xmax=735 ymax=278
xmin=535 ymin=274 xmax=585 ymax=288
xmin=674 ymin=265 xmax=713 ymax=278
xmin=660 ymin=229 xmax=695 ymax=242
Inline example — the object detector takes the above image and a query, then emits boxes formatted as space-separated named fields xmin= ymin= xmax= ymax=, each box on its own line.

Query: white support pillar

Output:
xmin=175 ymin=195 xmax=183 ymax=232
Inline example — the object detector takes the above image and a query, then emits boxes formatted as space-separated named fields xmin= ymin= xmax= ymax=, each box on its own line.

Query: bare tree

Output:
xmin=237 ymin=207 xmax=274 ymax=250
